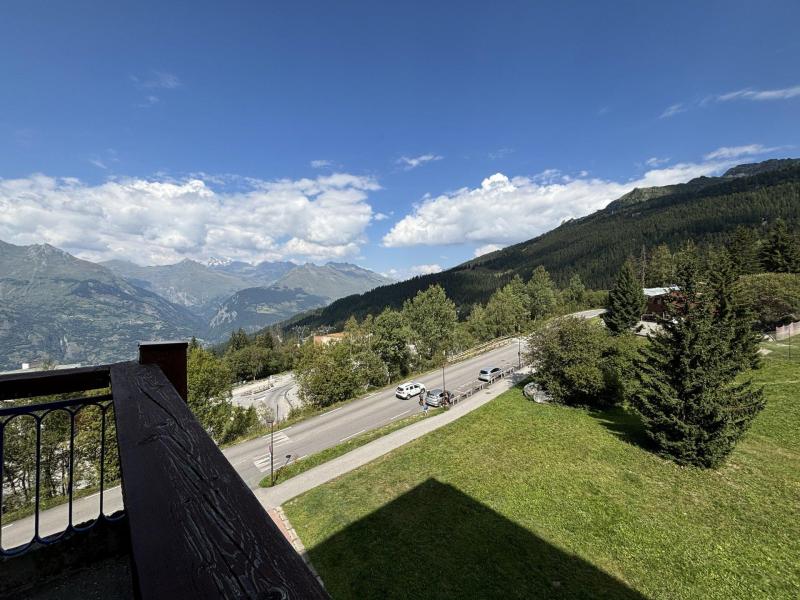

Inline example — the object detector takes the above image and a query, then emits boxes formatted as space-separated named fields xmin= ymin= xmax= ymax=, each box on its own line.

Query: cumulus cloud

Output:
xmin=716 ymin=85 xmax=800 ymax=102
xmin=383 ymin=159 xmax=738 ymax=249
xmin=0 ymin=172 xmax=380 ymax=265
xmin=474 ymin=244 xmax=503 ymax=257
xmin=397 ymin=154 xmax=443 ymax=170
xmin=374 ymin=212 xmax=390 ymax=221
xmin=703 ymin=144 xmax=783 ymax=160
xmin=409 ymin=264 xmax=443 ymax=275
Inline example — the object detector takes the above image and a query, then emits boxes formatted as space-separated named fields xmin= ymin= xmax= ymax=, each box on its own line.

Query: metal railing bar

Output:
xmin=68 ymin=412 xmax=75 ymax=529
xmin=99 ymin=408 xmax=106 ymax=516
xmin=0 ymin=393 xmax=113 ymax=418
xmin=33 ymin=416 xmax=41 ymax=541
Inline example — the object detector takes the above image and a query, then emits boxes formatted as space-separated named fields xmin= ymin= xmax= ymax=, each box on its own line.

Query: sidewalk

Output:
xmin=255 ymin=367 xmax=531 ymax=509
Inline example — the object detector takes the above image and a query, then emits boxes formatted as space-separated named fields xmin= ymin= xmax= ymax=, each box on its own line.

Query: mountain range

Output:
xmin=0 ymin=247 xmax=392 ymax=370
xmin=3 ymin=157 xmax=798 ymax=369
xmin=280 ymin=158 xmax=800 ymax=331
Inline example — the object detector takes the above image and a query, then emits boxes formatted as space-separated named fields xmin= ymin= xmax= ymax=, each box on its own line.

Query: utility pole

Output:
xmin=267 ymin=417 xmax=275 ymax=486
xmin=442 ymin=351 xmax=446 ymax=391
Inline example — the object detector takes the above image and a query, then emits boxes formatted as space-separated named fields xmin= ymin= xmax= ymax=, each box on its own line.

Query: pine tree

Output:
xmin=707 ymin=248 xmax=762 ymax=372
xmin=632 ymin=257 xmax=765 ymax=468
xmin=603 ymin=259 xmax=646 ymax=334
xmin=761 ymin=219 xmax=800 ymax=273
xmin=727 ymin=226 xmax=761 ymax=275
xmin=645 ymin=244 xmax=675 ymax=286
xmin=227 ymin=328 xmax=250 ymax=353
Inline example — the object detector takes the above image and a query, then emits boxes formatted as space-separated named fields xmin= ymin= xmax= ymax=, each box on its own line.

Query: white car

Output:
xmin=478 ymin=367 xmax=502 ymax=382
xmin=395 ymin=382 xmax=426 ymax=400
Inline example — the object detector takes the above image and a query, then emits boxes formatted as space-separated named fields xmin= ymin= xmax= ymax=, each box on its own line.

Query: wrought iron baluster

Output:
xmin=68 ymin=409 xmax=75 ymax=530
xmin=33 ymin=415 xmax=41 ymax=542
xmin=99 ymin=406 xmax=106 ymax=516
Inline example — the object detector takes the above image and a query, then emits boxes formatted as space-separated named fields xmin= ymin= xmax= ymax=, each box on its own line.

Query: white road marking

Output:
xmin=252 ymin=432 xmax=292 ymax=471
xmin=389 ymin=410 xmax=411 ymax=421
xmin=340 ymin=429 xmax=366 ymax=442
xmin=2 ymin=524 xmax=13 ymax=530
xmin=323 ymin=406 xmax=345 ymax=416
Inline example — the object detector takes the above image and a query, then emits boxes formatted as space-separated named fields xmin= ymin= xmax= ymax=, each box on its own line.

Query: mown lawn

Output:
xmin=284 ymin=338 xmax=800 ymax=600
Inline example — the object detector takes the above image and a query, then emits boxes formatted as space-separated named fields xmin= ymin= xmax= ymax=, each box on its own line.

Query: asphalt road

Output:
xmin=1 ymin=338 xmax=523 ymax=550
xmin=223 ymin=337 xmax=527 ymax=489
xmin=1 ymin=308 xmax=604 ymax=550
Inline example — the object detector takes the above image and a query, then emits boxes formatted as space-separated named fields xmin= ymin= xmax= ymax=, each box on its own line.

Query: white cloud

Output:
xmin=474 ymin=244 xmax=503 ymax=257
xmin=397 ymin=154 xmax=443 ymax=170
xmin=717 ymin=85 xmax=800 ymax=102
xmin=0 ymin=172 xmax=380 ymax=265
xmin=310 ymin=159 xmax=333 ymax=168
xmin=703 ymin=144 xmax=782 ymax=160
xmin=645 ymin=157 xmax=670 ymax=167
xmin=383 ymin=158 xmax=737 ymax=249
xmin=131 ymin=71 xmax=182 ymax=90
xmin=489 ymin=148 xmax=513 ymax=160
xmin=409 ymin=264 xmax=443 ymax=276
xmin=137 ymin=95 xmax=160 ymax=108
xmin=374 ymin=212 xmax=389 ymax=221
xmin=659 ymin=103 xmax=686 ymax=118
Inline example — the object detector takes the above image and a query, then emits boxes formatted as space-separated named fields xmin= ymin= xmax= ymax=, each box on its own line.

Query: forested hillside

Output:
xmin=282 ymin=159 xmax=800 ymax=330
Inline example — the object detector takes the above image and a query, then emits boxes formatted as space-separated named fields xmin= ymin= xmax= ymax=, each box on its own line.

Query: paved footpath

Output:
xmin=256 ymin=366 xmax=531 ymax=509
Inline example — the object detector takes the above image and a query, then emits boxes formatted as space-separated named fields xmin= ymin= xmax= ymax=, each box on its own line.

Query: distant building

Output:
xmin=643 ymin=286 xmax=678 ymax=316
xmin=312 ymin=332 xmax=347 ymax=346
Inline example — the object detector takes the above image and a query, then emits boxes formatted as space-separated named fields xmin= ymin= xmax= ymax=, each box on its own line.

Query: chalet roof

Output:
xmin=643 ymin=286 xmax=678 ymax=297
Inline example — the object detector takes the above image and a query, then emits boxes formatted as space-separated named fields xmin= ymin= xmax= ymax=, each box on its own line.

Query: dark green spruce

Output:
xmin=760 ymin=218 xmax=800 ymax=273
xmin=603 ymin=259 xmax=646 ymax=334
xmin=632 ymin=253 xmax=765 ymax=468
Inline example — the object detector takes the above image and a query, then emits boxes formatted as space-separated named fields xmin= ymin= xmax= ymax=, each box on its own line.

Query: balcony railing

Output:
xmin=0 ymin=379 xmax=121 ymax=557
xmin=0 ymin=342 xmax=328 ymax=599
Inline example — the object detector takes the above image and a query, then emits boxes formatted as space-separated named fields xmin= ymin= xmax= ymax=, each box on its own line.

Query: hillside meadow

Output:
xmin=285 ymin=337 xmax=800 ymax=599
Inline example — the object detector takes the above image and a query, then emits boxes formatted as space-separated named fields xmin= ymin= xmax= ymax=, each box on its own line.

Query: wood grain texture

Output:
xmin=110 ymin=361 xmax=328 ymax=600
xmin=0 ymin=365 xmax=110 ymax=400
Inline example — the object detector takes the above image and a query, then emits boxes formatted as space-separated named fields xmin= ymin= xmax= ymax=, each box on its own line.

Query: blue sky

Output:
xmin=1 ymin=1 xmax=798 ymax=278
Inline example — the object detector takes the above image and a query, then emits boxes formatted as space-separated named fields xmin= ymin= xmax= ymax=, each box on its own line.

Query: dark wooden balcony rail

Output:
xmin=0 ymin=342 xmax=328 ymax=599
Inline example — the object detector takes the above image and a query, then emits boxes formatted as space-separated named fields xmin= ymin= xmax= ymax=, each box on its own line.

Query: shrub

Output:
xmin=526 ymin=317 xmax=633 ymax=408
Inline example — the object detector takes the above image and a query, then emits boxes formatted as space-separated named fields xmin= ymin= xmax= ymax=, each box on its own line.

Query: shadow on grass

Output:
xmin=307 ymin=479 xmax=648 ymax=600
xmin=590 ymin=406 xmax=652 ymax=450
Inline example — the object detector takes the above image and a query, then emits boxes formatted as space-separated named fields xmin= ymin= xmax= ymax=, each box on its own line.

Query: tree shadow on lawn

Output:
xmin=590 ymin=406 xmax=653 ymax=451
xmin=307 ymin=479 xmax=649 ymax=600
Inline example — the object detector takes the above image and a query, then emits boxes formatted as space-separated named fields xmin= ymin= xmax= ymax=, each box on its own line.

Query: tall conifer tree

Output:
xmin=761 ymin=218 xmax=800 ymax=273
xmin=603 ymin=259 xmax=646 ymax=334
xmin=633 ymin=253 xmax=765 ymax=468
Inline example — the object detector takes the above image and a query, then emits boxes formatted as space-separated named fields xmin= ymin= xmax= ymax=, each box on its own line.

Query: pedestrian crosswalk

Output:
xmin=252 ymin=431 xmax=292 ymax=473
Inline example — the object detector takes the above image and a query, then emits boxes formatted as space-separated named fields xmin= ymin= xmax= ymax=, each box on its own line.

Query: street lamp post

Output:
xmin=517 ymin=326 xmax=522 ymax=368
xmin=267 ymin=418 xmax=275 ymax=486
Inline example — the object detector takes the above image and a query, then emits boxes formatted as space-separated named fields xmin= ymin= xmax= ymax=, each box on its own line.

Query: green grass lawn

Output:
xmin=284 ymin=337 xmax=800 ymax=600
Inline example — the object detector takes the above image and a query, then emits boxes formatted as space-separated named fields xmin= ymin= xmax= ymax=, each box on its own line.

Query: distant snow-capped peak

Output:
xmin=207 ymin=257 xmax=233 ymax=267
